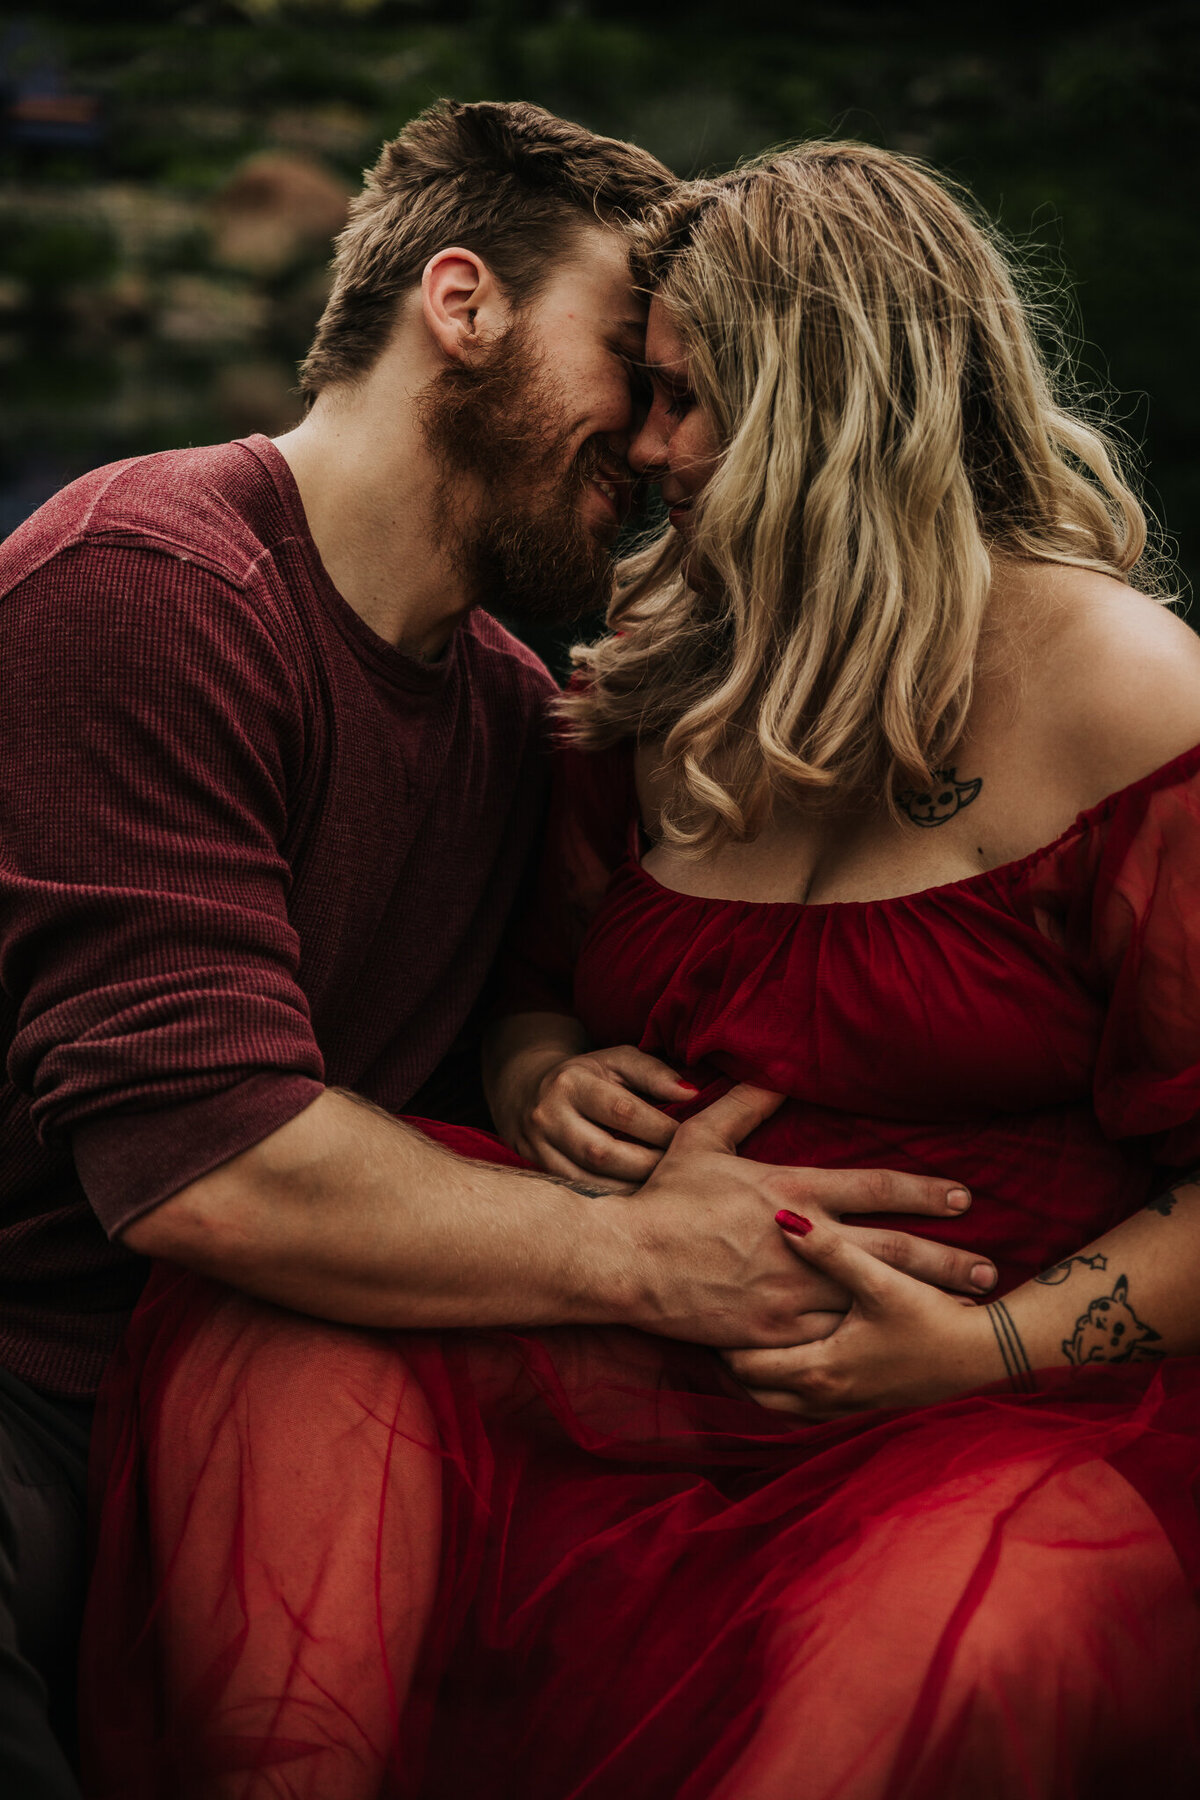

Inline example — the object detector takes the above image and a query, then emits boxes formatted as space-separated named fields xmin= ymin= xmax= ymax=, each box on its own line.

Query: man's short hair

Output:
xmin=299 ymin=99 xmax=675 ymax=400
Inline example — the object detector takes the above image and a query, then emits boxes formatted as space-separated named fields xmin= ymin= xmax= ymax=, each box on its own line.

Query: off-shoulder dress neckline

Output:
xmin=627 ymin=737 xmax=1200 ymax=915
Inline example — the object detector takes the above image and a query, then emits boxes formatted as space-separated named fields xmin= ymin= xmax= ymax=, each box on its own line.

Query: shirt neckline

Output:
xmin=239 ymin=434 xmax=459 ymax=696
xmin=627 ymin=736 xmax=1200 ymax=915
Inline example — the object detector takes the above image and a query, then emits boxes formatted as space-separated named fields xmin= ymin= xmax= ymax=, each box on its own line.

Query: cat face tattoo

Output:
xmin=897 ymin=767 xmax=982 ymax=828
xmin=1062 ymin=1274 xmax=1163 ymax=1366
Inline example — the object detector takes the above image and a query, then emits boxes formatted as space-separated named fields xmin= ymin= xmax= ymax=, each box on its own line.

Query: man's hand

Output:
xmin=722 ymin=1209 xmax=1002 ymax=1411
xmin=611 ymin=1086 xmax=996 ymax=1349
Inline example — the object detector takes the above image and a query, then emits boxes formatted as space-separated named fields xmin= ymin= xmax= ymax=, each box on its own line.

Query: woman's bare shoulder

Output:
xmin=1007 ymin=564 xmax=1200 ymax=805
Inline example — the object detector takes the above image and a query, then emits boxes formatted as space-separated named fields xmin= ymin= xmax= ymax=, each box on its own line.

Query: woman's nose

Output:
xmin=628 ymin=412 xmax=667 ymax=478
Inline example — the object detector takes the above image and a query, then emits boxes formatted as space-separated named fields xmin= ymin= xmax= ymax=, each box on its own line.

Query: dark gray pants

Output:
xmin=0 ymin=1366 xmax=91 ymax=1800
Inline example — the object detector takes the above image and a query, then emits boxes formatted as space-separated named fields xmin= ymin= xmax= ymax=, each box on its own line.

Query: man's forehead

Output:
xmin=556 ymin=226 xmax=644 ymax=316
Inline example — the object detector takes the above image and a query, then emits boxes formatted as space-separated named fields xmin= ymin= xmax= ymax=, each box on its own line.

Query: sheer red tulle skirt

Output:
xmin=80 ymin=1125 xmax=1200 ymax=1800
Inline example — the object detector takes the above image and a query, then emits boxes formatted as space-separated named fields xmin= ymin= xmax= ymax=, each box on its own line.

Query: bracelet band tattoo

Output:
xmin=986 ymin=1299 xmax=1036 ymax=1394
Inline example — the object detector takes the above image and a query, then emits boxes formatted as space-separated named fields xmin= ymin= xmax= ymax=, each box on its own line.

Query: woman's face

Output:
xmin=628 ymin=299 xmax=721 ymax=538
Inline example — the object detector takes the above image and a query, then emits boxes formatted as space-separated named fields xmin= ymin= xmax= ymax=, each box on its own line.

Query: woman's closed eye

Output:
xmin=639 ymin=359 xmax=696 ymax=423
xmin=649 ymin=371 xmax=695 ymax=419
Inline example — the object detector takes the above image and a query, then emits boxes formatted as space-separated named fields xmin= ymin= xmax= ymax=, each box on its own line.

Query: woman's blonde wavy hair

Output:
xmin=562 ymin=141 xmax=1167 ymax=853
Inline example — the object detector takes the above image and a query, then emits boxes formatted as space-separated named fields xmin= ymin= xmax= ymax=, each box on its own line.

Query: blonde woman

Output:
xmin=482 ymin=146 xmax=1200 ymax=1794
xmin=85 ymin=145 xmax=1200 ymax=1799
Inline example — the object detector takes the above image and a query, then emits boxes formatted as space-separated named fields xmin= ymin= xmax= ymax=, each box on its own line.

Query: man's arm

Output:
xmin=122 ymin=1085 xmax=994 ymax=1348
xmin=122 ymin=1088 xmax=640 ymax=1330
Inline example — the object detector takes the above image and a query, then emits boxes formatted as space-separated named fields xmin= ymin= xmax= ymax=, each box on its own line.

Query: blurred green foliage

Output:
xmin=1 ymin=2 xmax=1196 ymax=628
xmin=0 ymin=212 xmax=117 ymax=291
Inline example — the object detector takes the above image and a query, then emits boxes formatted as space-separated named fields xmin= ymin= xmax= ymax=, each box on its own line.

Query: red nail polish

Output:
xmin=775 ymin=1210 xmax=813 ymax=1236
xmin=678 ymin=1082 xmax=701 ymax=1094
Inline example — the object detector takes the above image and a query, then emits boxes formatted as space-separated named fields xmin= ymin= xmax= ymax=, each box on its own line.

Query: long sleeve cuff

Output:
xmin=73 ymin=1073 xmax=326 ymax=1238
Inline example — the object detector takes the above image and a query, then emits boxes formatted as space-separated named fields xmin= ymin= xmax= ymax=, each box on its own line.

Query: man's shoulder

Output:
xmin=0 ymin=437 xmax=290 ymax=598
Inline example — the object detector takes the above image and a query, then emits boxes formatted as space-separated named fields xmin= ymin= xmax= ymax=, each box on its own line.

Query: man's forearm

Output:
xmin=121 ymin=1082 xmax=998 ymax=1352
xmin=990 ymin=1171 xmax=1200 ymax=1386
xmin=121 ymin=1088 xmax=634 ymax=1331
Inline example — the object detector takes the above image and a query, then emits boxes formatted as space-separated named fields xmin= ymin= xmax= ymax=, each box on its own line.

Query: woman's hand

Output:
xmin=518 ymin=1044 xmax=699 ymax=1184
xmin=485 ymin=1012 xmax=698 ymax=1184
xmin=723 ymin=1210 xmax=1003 ymax=1416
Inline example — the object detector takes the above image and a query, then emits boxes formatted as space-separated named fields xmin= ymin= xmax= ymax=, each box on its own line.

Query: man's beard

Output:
xmin=418 ymin=319 xmax=618 ymax=627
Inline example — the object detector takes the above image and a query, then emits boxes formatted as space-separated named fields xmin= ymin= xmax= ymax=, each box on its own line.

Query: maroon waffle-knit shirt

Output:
xmin=0 ymin=435 xmax=556 ymax=1398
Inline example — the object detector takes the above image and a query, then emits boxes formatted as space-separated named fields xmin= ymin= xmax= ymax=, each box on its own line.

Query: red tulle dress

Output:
xmin=80 ymin=740 xmax=1200 ymax=1800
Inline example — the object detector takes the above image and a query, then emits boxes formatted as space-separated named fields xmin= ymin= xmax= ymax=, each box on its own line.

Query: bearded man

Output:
xmin=0 ymin=101 xmax=990 ymax=1798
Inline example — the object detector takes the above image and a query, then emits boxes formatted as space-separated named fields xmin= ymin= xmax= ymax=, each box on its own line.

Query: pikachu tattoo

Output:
xmin=1062 ymin=1274 xmax=1164 ymax=1366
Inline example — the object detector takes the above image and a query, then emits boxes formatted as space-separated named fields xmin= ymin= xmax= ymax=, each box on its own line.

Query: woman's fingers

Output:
xmin=739 ymin=1387 xmax=808 ymax=1415
xmin=531 ymin=1050 xmax=684 ymax=1163
xmin=599 ymin=1046 xmax=700 ymax=1105
xmin=722 ymin=1342 xmax=842 ymax=1418
xmin=536 ymin=1129 xmax=664 ymax=1185
xmin=671 ymin=1083 xmax=785 ymax=1154
xmin=531 ymin=1077 xmax=674 ymax=1171
xmin=581 ymin=1077 xmax=679 ymax=1150
xmin=773 ymin=1210 xmax=908 ymax=1315
xmin=724 ymin=1309 xmax=845 ymax=1359
xmin=725 ymin=1345 xmax=820 ymax=1388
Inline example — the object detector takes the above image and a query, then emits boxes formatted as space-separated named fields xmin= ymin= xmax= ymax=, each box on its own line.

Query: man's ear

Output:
xmin=421 ymin=248 xmax=511 ymax=361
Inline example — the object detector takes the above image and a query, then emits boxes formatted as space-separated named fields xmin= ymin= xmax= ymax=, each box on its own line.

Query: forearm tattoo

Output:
xmin=512 ymin=1167 xmax=617 ymax=1200
xmin=549 ymin=1175 xmax=613 ymax=1199
xmin=1061 ymin=1273 xmax=1164 ymax=1365
xmin=1035 ymin=1252 xmax=1108 ymax=1285
xmin=1145 ymin=1166 xmax=1200 ymax=1217
xmin=896 ymin=766 xmax=982 ymax=828
xmin=985 ymin=1299 xmax=1036 ymax=1393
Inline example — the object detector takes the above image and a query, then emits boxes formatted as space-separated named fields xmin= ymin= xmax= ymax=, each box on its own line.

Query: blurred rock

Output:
xmin=209 ymin=151 xmax=351 ymax=278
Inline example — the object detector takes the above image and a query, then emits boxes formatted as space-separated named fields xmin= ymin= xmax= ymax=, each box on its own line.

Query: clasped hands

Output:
xmin=503 ymin=1041 xmax=1005 ymax=1418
